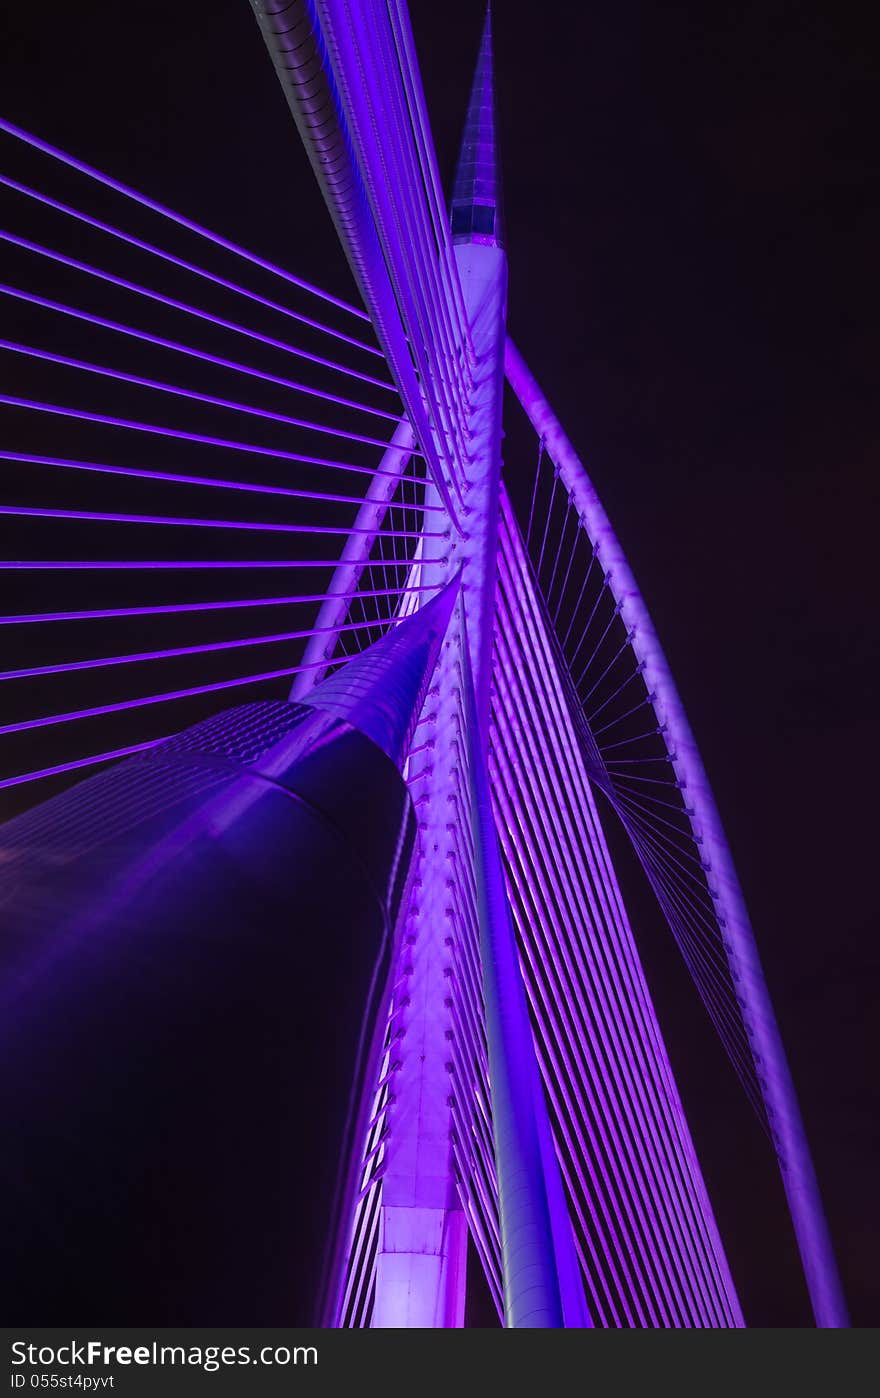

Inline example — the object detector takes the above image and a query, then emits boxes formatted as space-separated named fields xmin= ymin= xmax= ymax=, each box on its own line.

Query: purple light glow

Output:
xmin=0 ymin=559 xmax=440 ymax=571
xmin=0 ymin=615 xmax=393 ymax=682
xmin=0 ymin=395 xmax=415 ymax=474
xmin=0 ymin=339 xmax=416 ymax=454
xmin=292 ymin=418 xmax=418 ymax=698
xmin=496 ymin=506 xmax=736 ymax=1306
xmin=506 ymin=339 xmax=849 ymax=1327
xmin=0 ymin=584 xmax=438 ymax=626
xmin=0 ymin=654 xmax=359 ymax=738
xmin=0 ymin=282 xmax=400 ymax=421
xmin=492 ymin=556 xmax=737 ymax=1324
xmin=0 ymin=2 xmax=844 ymax=1334
xmin=0 ymin=118 xmax=370 ymax=323
xmin=0 ymin=739 xmax=163 ymax=791
xmin=0 ymin=222 xmax=395 ymax=390
xmin=0 ymin=450 xmax=441 ymax=509
xmin=0 ymin=505 xmax=437 ymax=538
xmin=492 ymin=617 xmax=720 ymax=1325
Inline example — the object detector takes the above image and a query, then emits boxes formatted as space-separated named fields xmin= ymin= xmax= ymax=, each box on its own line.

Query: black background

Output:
xmin=1 ymin=0 xmax=877 ymax=1326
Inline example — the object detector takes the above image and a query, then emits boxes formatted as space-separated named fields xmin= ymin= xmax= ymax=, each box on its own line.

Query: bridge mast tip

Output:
xmin=451 ymin=4 xmax=504 ymax=248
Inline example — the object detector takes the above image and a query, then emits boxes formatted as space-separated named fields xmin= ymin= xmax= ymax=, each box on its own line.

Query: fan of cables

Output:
xmin=509 ymin=382 xmax=769 ymax=1135
xmin=0 ymin=117 xmax=441 ymax=819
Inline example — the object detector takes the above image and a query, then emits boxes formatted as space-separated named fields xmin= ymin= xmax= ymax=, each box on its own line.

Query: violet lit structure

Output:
xmin=0 ymin=1 xmax=848 ymax=1328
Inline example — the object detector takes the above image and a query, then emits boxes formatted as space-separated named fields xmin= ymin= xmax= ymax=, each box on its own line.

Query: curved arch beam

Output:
xmin=504 ymin=336 xmax=849 ymax=1329
xmin=290 ymin=417 xmax=416 ymax=699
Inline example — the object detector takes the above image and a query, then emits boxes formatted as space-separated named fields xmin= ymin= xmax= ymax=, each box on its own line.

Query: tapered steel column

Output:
xmin=373 ymin=11 xmax=585 ymax=1328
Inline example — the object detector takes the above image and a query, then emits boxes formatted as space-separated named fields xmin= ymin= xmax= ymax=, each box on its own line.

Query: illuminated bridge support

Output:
xmin=504 ymin=338 xmax=849 ymax=1330
xmin=0 ymin=584 xmax=457 ymax=1324
xmin=0 ymin=0 xmax=848 ymax=1334
xmin=369 ymin=10 xmax=585 ymax=1328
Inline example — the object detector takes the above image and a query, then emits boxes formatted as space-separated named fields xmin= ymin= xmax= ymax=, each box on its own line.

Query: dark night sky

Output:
xmin=2 ymin=0 xmax=878 ymax=1325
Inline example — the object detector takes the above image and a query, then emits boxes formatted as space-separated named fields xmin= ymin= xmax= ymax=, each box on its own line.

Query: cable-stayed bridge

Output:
xmin=0 ymin=2 xmax=848 ymax=1328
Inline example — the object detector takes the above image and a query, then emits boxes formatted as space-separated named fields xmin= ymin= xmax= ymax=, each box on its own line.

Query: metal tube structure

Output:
xmin=370 ymin=11 xmax=584 ymax=1328
xmin=249 ymin=0 xmax=462 ymax=530
xmin=504 ymin=336 xmax=849 ymax=1328
xmin=0 ymin=0 xmax=846 ymax=1333
xmin=0 ymin=586 xmax=457 ymax=1324
xmin=291 ymin=417 xmax=417 ymax=699
xmin=459 ymin=615 xmax=583 ymax=1328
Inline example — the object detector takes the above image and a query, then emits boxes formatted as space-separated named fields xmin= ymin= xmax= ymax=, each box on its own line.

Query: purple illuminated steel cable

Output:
xmin=0 ymin=740 xmax=164 ymax=792
xmin=0 ymin=393 xmax=419 ymax=477
xmin=495 ymin=704 xmax=721 ymax=1325
xmin=496 ymin=513 xmax=741 ymax=1320
xmin=0 ymin=615 xmax=400 ymax=683
xmin=0 ymin=559 xmax=444 ymax=572
xmin=495 ymin=508 xmax=733 ymax=1314
xmin=621 ymin=826 xmax=768 ymax=1115
xmin=346 ymin=8 xmax=468 ymax=430
xmin=0 ymin=118 xmax=369 ymax=322
xmin=0 ymin=505 xmax=437 ymax=539
xmin=525 ymin=436 xmax=544 ymax=548
xmin=0 ymin=219 xmax=394 ymax=390
xmin=0 ymin=654 xmax=359 ymax=739
xmin=568 ymin=575 xmax=615 ymax=676
xmin=492 ymin=646 xmax=692 ymax=1321
xmin=250 ymin=1 xmax=463 ymax=534
xmin=0 ymin=339 xmax=418 ymax=454
xmin=494 ymin=639 xmax=729 ymax=1326
xmin=367 ymin=19 xmax=471 ymax=456
xmin=492 ymin=813 xmax=653 ymax=1326
xmin=386 ymin=0 xmax=472 ymax=361
xmin=534 ymin=466 xmax=558 ymax=583
xmin=316 ymin=3 xmax=469 ymax=517
xmin=363 ymin=35 xmax=468 ymax=444
xmin=292 ymin=418 xmax=417 ymax=698
xmin=0 ymin=281 xmax=399 ymax=422
xmin=561 ymin=538 xmax=601 ymax=653
xmin=492 ymin=628 xmax=694 ymax=1326
xmin=490 ymin=771 xmax=634 ymax=1329
xmin=609 ymin=818 xmax=757 ymax=1020
xmin=551 ymin=513 xmax=585 ymax=627
xmin=545 ymin=496 xmax=573 ymax=612
xmin=0 ymin=584 xmax=437 ymax=627
xmin=454 ymin=612 xmax=574 ymax=1328
xmin=0 ymin=450 xmax=447 ymax=511
xmin=580 ymin=633 xmax=638 ymax=708
xmin=490 ymin=771 xmax=650 ymax=1327
xmin=506 ymin=338 xmax=847 ymax=1326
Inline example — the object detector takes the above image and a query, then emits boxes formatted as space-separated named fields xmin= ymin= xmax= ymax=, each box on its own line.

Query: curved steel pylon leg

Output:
xmin=505 ymin=336 xmax=849 ymax=1329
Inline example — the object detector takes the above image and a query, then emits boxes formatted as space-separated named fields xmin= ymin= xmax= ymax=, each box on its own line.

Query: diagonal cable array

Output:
xmin=310 ymin=440 xmax=437 ymax=672
xmin=0 ymin=119 xmax=370 ymax=321
xmin=504 ymin=347 xmax=853 ymax=1329
xmin=514 ymin=427 xmax=769 ymax=1127
xmin=0 ymin=119 xmax=446 ymax=818
xmin=1 ymin=0 xmax=848 ymax=1334
xmin=492 ymin=490 xmax=742 ymax=1326
xmin=253 ymin=0 xmax=475 ymax=533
